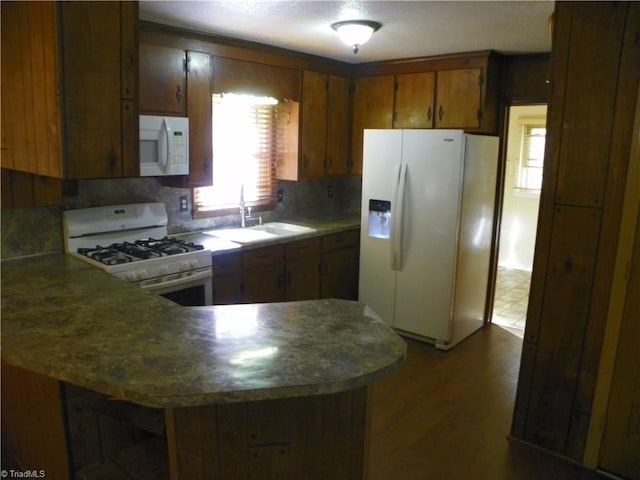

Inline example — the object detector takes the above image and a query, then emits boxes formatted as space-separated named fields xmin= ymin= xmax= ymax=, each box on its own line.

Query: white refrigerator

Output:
xmin=358 ymin=129 xmax=498 ymax=350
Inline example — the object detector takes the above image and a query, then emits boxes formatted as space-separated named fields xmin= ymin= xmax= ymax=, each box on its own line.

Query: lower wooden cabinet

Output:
xmin=211 ymin=229 xmax=359 ymax=305
xmin=212 ymin=251 xmax=243 ymax=305
xmin=285 ymin=238 xmax=321 ymax=301
xmin=242 ymin=244 xmax=285 ymax=303
xmin=321 ymin=230 xmax=360 ymax=300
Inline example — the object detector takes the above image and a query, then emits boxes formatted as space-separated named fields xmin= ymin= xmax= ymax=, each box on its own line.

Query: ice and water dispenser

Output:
xmin=367 ymin=199 xmax=391 ymax=239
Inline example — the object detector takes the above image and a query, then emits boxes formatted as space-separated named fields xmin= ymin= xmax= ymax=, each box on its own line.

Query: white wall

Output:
xmin=497 ymin=105 xmax=547 ymax=272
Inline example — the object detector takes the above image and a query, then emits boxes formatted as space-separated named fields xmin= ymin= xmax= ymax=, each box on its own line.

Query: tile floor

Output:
xmin=492 ymin=266 xmax=531 ymax=338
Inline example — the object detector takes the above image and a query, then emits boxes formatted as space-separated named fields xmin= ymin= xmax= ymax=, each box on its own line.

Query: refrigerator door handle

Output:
xmin=390 ymin=162 xmax=408 ymax=271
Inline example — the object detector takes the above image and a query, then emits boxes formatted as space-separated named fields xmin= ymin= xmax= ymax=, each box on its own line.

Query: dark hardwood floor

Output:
xmin=367 ymin=325 xmax=604 ymax=480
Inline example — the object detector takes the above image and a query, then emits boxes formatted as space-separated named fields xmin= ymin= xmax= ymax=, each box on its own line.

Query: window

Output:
xmin=515 ymin=124 xmax=546 ymax=192
xmin=194 ymin=93 xmax=278 ymax=216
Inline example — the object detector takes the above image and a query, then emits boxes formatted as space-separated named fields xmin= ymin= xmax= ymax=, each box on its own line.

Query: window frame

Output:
xmin=514 ymin=120 xmax=546 ymax=195
xmin=192 ymin=93 xmax=279 ymax=219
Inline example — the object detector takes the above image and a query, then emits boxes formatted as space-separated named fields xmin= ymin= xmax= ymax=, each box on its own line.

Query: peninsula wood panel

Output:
xmin=1 ymin=362 xmax=71 ymax=478
xmin=166 ymin=388 xmax=370 ymax=480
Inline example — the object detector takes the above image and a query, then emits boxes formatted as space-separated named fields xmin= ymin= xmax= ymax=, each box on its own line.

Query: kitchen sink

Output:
xmin=203 ymin=222 xmax=315 ymax=244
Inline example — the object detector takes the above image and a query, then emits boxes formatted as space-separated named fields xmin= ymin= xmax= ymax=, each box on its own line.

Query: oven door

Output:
xmin=137 ymin=267 xmax=213 ymax=306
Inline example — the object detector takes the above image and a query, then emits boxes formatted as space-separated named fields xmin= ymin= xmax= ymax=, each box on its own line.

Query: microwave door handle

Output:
xmin=160 ymin=118 xmax=171 ymax=174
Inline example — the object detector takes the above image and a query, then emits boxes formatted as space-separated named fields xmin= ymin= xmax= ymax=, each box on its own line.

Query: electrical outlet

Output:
xmin=327 ymin=185 xmax=334 ymax=198
xmin=179 ymin=196 xmax=189 ymax=212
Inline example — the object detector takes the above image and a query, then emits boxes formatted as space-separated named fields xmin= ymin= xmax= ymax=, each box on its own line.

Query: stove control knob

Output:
xmin=181 ymin=261 xmax=190 ymax=271
xmin=126 ymin=271 xmax=139 ymax=282
xmin=160 ymin=265 xmax=170 ymax=275
xmin=138 ymin=269 xmax=148 ymax=280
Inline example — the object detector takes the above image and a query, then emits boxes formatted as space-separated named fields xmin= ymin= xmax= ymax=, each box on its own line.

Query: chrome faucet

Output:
xmin=239 ymin=184 xmax=246 ymax=228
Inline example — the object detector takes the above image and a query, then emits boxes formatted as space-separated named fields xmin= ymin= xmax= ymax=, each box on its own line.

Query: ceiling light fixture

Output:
xmin=331 ymin=20 xmax=382 ymax=54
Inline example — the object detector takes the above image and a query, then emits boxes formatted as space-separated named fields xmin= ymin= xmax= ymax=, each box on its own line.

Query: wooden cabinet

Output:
xmin=139 ymin=43 xmax=187 ymax=115
xmin=212 ymin=252 xmax=243 ymax=305
xmin=326 ymin=75 xmax=352 ymax=176
xmin=352 ymin=52 xmax=501 ymax=175
xmin=351 ymin=75 xmax=395 ymax=176
xmin=1 ymin=1 xmax=63 ymax=178
xmin=393 ymin=69 xmax=484 ymax=130
xmin=299 ymin=70 xmax=327 ymax=178
xmin=185 ymin=51 xmax=213 ymax=187
xmin=138 ymin=41 xmax=212 ymax=187
xmin=434 ymin=68 xmax=483 ymax=129
xmin=213 ymin=232 xmax=357 ymax=304
xmin=279 ymin=71 xmax=351 ymax=180
xmin=285 ymin=238 xmax=321 ymax=301
xmin=61 ymin=1 xmax=138 ymax=179
xmin=394 ymin=72 xmax=436 ymax=128
xmin=321 ymin=229 xmax=360 ymax=300
xmin=242 ymin=245 xmax=286 ymax=303
xmin=212 ymin=56 xmax=301 ymax=102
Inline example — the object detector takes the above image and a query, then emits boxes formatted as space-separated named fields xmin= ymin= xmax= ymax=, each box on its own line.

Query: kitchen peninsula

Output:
xmin=1 ymin=253 xmax=406 ymax=479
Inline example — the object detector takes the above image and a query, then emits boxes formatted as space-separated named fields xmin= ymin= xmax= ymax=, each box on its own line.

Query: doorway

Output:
xmin=492 ymin=104 xmax=547 ymax=337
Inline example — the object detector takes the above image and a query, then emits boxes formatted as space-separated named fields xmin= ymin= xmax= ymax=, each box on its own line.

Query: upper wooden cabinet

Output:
xmin=351 ymin=52 xmax=502 ymax=175
xmin=299 ymin=70 xmax=328 ymax=178
xmin=212 ymin=57 xmax=302 ymax=102
xmin=394 ymin=72 xmax=436 ymax=129
xmin=1 ymin=1 xmax=63 ymax=178
xmin=61 ymin=1 xmax=139 ymax=178
xmin=325 ymin=74 xmax=352 ymax=176
xmin=351 ymin=75 xmax=395 ymax=176
xmin=434 ymin=68 xmax=483 ymax=129
xmin=138 ymin=38 xmax=212 ymax=187
xmin=139 ymin=44 xmax=187 ymax=115
xmin=280 ymin=71 xmax=352 ymax=180
xmin=185 ymin=51 xmax=214 ymax=187
xmin=393 ymin=68 xmax=485 ymax=129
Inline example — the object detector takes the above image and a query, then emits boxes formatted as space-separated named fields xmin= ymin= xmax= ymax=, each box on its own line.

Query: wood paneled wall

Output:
xmin=511 ymin=1 xmax=640 ymax=461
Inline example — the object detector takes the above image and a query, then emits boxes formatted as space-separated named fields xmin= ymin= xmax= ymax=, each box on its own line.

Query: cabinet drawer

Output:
xmin=285 ymin=237 xmax=321 ymax=260
xmin=212 ymin=252 xmax=242 ymax=277
xmin=243 ymin=245 xmax=284 ymax=269
xmin=322 ymin=230 xmax=360 ymax=252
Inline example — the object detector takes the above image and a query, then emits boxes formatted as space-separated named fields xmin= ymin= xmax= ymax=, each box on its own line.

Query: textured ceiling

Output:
xmin=139 ymin=1 xmax=554 ymax=64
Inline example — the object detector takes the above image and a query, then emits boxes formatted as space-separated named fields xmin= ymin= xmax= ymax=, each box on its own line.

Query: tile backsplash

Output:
xmin=1 ymin=176 xmax=361 ymax=259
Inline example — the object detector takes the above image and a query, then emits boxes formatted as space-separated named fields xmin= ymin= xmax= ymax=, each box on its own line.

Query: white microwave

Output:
xmin=139 ymin=115 xmax=189 ymax=176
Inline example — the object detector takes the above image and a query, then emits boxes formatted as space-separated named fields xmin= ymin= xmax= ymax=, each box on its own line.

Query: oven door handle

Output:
xmin=137 ymin=267 xmax=212 ymax=291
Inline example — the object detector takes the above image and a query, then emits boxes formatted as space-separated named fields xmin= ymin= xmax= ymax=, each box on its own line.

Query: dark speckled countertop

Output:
xmin=175 ymin=214 xmax=362 ymax=254
xmin=1 ymin=253 xmax=405 ymax=408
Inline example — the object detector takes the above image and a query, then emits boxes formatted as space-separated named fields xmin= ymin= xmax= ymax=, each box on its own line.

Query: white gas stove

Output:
xmin=63 ymin=203 xmax=213 ymax=305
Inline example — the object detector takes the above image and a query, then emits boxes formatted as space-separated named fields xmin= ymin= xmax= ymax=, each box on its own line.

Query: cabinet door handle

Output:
xmin=438 ymin=105 xmax=444 ymax=122
xmin=427 ymin=106 xmax=432 ymax=122
xmin=176 ymin=84 xmax=183 ymax=104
